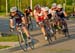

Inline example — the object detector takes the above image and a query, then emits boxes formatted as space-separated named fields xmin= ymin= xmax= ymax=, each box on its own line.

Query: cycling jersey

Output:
xmin=24 ymin=9 xmax=32 ymax=17
xmin=49 ymin=9 xmax=56 ymax=16
xmin=37 ymin=13 xmax=44 ymax=22
xmin=34 ymin=8 xmax=48 ymax=22
xmin=48 ymin=9 xmax=57 ymax=20
xmin=34 ymin=9 xmax=45 ymax=22
xmin=56 ymin=9 xmax=65 ymax=19
xmin=10 ymin=11 xmax=24 ymax=24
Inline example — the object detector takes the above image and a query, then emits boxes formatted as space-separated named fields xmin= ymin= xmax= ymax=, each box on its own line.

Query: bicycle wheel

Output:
xmin=52 ymin=27 xmax=57 ymax=40
xmin=47 ymin=34 xmax=52 ymax=44
xmin=62 ymin=24 xmax=70 ymax=38
xmin=17 ymin=32 xmax=28 ymax=51
xmin=44 ymin=24 xmax=52 ymax=44
xmin=28 ymin=17 xmax=34 ymax=30
xmin=28 ymin=39 xmax=35 ymax=49
xmin=22 ymin=33 xmax=35 ymax=50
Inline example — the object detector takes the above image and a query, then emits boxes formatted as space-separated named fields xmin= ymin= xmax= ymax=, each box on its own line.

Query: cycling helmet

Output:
xmin=10 ymin=7 xmax=17 ymax=12
xmin=52 ymin=3 xmax=57 ymax=8
xmin=24 ymin=9 xmax=28 ymax=13
xmin=44 ymin=7 xmax=49 ymax=11
xmin=34 ymin=4 xmax=41 ymax=10
xmin=57 ymin=4 xmax=62 ymax=8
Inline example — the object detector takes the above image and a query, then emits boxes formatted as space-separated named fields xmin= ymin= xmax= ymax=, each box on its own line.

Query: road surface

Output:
xmin=0 ymin=18 xmax=75 ymax=53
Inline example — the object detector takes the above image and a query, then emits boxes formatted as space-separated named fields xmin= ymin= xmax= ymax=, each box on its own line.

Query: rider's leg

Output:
xmin=46 ymin=20 xmax=51 ymax=29
xmin=62 ymin=19 xmax=67 ymax=29
xmin=22 ymin=17 xmax=32 ymax=39
xmin=57 ymin=19 xmax=62 ymax=29
xmin=16 ymin=25 xmax=24 ymax=42
xmin=39 ymin=23 xmax=47 ymax=40
xmin=22 ymin=25 xmax=31 ymax=39
xmin=39 ymin=23 xmax=46 ymax=36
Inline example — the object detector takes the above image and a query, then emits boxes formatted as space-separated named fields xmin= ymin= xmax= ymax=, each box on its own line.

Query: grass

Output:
xmin=0 ymin=35 xmax=18 ymax=42
xmin=0 ymin=12 xmax=6 ymax=16
xmin=0 ymin=12 xmax=9 ymax=19
xmin=69 ymin=17 xmax=75 ymax=20
xmin=0 ymin=46 xmax=10 ymax=49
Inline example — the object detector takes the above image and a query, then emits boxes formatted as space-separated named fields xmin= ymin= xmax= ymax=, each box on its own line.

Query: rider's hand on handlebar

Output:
xmin=10 ymin=26 xmax=15 ymax=32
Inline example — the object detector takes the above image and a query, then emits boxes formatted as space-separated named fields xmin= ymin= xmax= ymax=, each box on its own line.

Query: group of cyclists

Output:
xmin=9 ymin=3 xmax=68 ymax=43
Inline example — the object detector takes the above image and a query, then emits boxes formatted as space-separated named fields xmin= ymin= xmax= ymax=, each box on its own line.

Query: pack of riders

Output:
xmin=9 ymin=3 xmax=68 ymax=41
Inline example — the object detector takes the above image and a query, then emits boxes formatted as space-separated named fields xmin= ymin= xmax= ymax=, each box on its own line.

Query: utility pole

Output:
xmin=6 ymin=0 xmax=8 ymax=15
xmin=73 ymin=0 xmax=75 ymax=12
xmin=63 ymin=0 xmax=66 ymax=11
xmin=19 ymin=0 xmax=21 ymax=10
xmin=30 ymin=0 xmax=32 ymax=9
xmin=64 ymin=0 xmax=66 ymax=11
xmin=15 ymin=0 xmax=17 ymax=6
xmin=18 ymin=0 xmax=20 ymax=9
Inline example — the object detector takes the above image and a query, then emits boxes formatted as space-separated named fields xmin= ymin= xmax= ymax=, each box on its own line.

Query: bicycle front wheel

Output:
xmin=17 ymin=32 xmax=28 ymax=51
xmin=62 ymin=24 xmax=70 ymax=38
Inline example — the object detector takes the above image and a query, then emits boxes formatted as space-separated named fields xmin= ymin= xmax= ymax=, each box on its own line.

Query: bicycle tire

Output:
xmin=28 ymin=40 xmax=35 ymax=49
xmin=17 ymin=32 xmax=27 ymax=51
xmin=46 ymin=33 xmax=53 ymax=44
xmin=62 ymin=24 xmax=70 ymax=38
xmin=28 ymin=17 xmax=34 ymax=31
xmin=52 ymin=27 xmax=57 ymax=40
xmin=63 ymin=28 xmax=70 ymax=38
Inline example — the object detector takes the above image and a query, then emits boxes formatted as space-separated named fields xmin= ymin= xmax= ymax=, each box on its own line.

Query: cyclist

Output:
xmin=9 ymin=7 xmax=32 ymax=42
xmin=24 ymin=7 xmax=33 ymax=29
xmin=56 ymin=4 xmax=67 ymax=29
xmin=33 ymin=5 xmax=49 ymax=40
xmin=42 ymin=7 xmax=52 ymax=29
xmin=49 ymin=3 xmax=57 ymax=17
xmin=48 ymin=3 xmax=58 ymax=31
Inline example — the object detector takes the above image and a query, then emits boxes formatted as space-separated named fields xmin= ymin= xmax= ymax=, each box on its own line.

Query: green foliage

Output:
xmin=0 ymin=0 xmax=74 ymax=14
xmin=66 ymin=6 xmax=73 ymax=14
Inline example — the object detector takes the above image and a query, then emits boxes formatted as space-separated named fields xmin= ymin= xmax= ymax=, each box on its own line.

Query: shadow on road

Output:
xmin=33 ymin=34 xmax=75 ymax=50
xmin=5 ymin=34 xmax=75 ymax=52
xmin=7 ymin=38 xmax=39 ymax=52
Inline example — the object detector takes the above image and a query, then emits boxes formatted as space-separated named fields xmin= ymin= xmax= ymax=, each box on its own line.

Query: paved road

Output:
xmin=0 ymin=18 xmax=9 ymax=32
xmin=0 ymin=18 xmax=75 ymax=53
xmin=0 ymin=18 xmax=75 ymax=32
xmin=0 ymin=18 xmax=37 ymax=34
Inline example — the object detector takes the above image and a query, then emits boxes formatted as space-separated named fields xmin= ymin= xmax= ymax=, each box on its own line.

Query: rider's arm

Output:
xmin=9 ymin=17 xmax=14 ymax=28
xmin=34 ymin=14 xmax=39 ymax=22
xmin=33 ymin=10 xmax=38 ymax=22
xmin=29 ymin=9 xmax=33 ymax=16
xmin=63 ymin=11 xmax=67 ymax=17
xmin=21 ymin=16 xmax=26 ymax=24
xmin=18 ymin=11 xmax=27 ymax=24
xmin=43 ymin=11 xmax=48 ymax=19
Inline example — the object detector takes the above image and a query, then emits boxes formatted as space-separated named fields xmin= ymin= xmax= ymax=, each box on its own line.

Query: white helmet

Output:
xmin=52 ymin=3 xmax=57 ymax=8
xmin=41 ymin=7 xmax=49 ymax=11
xmin=10 ymin=7 xmax=17 ymax=12
xmin=57 ymin=4 xmax=62 ymax=8
xmin=44 ymin=7 xmax=49 ymax=11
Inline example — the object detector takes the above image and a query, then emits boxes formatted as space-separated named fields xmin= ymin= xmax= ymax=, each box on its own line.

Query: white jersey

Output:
xmin=49 ymin=9 xmax=56 ymax=16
